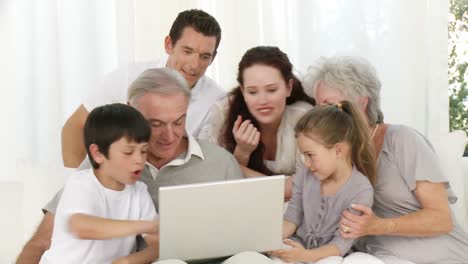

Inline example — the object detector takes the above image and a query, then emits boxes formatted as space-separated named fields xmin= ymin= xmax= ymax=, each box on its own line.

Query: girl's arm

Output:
xmin=301 ymin=244 xmax=341 ymax=262
xmin=282 ymin=220 xmax=297 ymax=239
xmin=270 ymin=240 xmax=340 ymax=263
xmin=69 ymin=213 xmax=158 ymax=240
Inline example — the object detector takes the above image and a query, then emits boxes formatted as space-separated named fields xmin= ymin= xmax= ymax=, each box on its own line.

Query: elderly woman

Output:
xmin=304 ymin=56 xmax=468 ymax=264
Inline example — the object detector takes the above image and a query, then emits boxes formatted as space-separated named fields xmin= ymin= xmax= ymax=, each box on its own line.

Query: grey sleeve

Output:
xmin=42 ymin=188 xmax=64 ymax=215
xmin=284 ymin=166 xmax=306 ymax=226
xmin=394 ymin=126 xmax=447 ymax=191
xmin=224 ymin=152 xmax=243 ymax=180
xmin=329 ymin=187 xmax=374 ymax=255
xmin=77 ymin=157 xmax=92 ymax=170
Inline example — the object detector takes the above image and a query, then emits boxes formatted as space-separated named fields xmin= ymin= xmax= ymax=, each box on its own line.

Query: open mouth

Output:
xmin=132 ymin=170 xmax=142 ymax=179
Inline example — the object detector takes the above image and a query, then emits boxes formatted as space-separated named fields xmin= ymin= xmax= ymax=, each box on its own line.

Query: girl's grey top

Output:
xmin=285 ymin=165 xmax=374 ymax=255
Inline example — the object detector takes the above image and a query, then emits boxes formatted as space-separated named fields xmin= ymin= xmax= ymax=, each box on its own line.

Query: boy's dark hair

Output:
xmin=84 ymin=103 xmax=151 ymax=169
xmin=169 ymin=9 xmax=222 ymax=55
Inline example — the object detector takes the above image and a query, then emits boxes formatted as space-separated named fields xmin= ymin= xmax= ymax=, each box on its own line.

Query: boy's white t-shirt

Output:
xmin=39 ymin=169 xmax=157 ymax=264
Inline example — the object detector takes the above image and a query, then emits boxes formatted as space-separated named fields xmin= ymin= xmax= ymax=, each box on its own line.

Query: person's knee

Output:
xmin=314 ymin=255 xmax=343 ymax=264
xmin=223 ymin=251 xmax=272 ymax=264
xmin=373 ymin=255 xmax=416 ymax=264
xmin=343 ymin=252 xmax=384 ymax=264
xmin=152 ymin=259 xmax=187 ymax=264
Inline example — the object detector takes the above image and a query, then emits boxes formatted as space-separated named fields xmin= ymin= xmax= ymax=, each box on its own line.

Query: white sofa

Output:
xmin=0 ymin=161 xmax=75 ymax=264
xmin=432 ymin=130 xmax=468 ymax=228
xmin=0 ymin=131 xmax=467 ymax=263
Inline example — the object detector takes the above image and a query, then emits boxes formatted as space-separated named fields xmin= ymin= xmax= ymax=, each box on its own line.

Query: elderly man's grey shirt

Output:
xmin=44 ymin=140 xmax=242 ymax=214
xmin=355 ymin=125 xmax=468 ymax=264
xmin=285 ymin=165 xmax=374 ymax=255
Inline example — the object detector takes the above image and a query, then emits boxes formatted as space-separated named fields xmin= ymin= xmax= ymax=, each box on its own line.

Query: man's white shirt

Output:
xmin=83 ymin=56 xmax=226 ymax=138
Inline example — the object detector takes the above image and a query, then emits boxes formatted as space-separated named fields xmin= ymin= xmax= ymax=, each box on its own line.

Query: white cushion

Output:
xmin=19 ymin=160 xmax=74 ymax=241
xmin=432 ymin=130 xmax=468 ymax=230
xmin=0 ymin=160 xmax=74 ymax=263
xmin=0 ymin=182 xmax=23 ymax=264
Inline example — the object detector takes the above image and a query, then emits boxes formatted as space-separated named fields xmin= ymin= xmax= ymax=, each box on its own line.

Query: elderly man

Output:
xmin=16 ymin=68 xmax=244 ymax=264
xmin=61 ymin=9 xmax=226 ymax=168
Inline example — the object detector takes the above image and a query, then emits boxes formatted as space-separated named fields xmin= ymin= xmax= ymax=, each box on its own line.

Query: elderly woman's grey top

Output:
xmin=355 ymin=125 xmax=468 ymax=264
xmin=285 ymin=165 xmax=373 ymax=255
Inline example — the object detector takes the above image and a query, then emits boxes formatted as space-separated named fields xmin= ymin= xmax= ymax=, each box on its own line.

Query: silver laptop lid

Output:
xmin=159 ymin=175 xmax=285 ymax=261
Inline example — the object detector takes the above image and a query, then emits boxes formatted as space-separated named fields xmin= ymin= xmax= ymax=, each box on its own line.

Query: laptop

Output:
xmin=158 ymin=175 xmax=285 ymax=262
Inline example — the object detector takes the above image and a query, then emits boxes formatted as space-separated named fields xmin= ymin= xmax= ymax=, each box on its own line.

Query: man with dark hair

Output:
xmin=61 ymin=9 xmax=226 ymax=168
xmin=165 ymin=9 xmax=221 ymax=88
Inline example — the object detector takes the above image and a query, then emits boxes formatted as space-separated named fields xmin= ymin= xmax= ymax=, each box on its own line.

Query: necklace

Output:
xmin=371 ymin=123 xmax=380 ymax=139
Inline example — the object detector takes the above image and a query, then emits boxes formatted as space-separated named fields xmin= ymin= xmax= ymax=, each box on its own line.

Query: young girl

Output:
xmin=270 ymin=101 xmax=383 ymax=264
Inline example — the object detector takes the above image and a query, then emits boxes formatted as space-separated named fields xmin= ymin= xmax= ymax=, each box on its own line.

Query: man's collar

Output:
xmin=185 ymin=132 xmax=204 ymax=161
xmin=145 ymin=130 xmax=204 ymax=171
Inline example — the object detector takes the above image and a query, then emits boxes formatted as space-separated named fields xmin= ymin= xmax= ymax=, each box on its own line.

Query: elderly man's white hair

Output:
xmin=127 ymin=68 xmax=191 ymax=107
xmin=303 ymin=56 xmax=384 ymax=125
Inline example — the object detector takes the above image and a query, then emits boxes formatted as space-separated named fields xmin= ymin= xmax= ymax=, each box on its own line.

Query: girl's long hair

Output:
xmin=294 ymin=100 xmax=377 ymax=185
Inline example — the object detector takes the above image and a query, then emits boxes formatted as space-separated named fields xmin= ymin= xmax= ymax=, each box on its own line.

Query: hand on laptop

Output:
xmin=268 ymin=239 xmax=305 ymax=263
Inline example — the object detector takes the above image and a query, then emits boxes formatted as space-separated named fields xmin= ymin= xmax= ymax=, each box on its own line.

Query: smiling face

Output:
xmin=165 ymin=27 xmax=217 ymax=88
xmin=240 ymin=64 xmax=292 ymax=128
xmin=296 ymin=132 xmax=338 ymax=182
xmin=93 ymin=137 xmax=148 ymax=191
xmin=134 ymin=92 xmax=189 ymax=168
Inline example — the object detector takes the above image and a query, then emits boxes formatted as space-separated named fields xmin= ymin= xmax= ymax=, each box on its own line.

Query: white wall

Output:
xmin=134 ymin=0 xmax=449 ymax=144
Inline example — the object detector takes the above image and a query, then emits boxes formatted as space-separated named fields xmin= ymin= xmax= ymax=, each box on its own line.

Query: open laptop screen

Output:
xmin=159 ymin=175 xmax=285 ymax=262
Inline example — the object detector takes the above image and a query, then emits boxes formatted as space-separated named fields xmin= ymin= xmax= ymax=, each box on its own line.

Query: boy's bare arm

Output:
xmin=61 ymin=104 xmax=88 ymax=168
xmin=16 ymin=212 xmax=54 ymax=264
xmin=112 ymin=235 xmax=159 ymax=264
xmin=69 ymin=213 xmax=158 ymax=240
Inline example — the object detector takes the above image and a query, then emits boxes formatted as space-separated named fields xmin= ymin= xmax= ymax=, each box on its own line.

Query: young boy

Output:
xmin=40 ymin=103 xmax=159 ymax=264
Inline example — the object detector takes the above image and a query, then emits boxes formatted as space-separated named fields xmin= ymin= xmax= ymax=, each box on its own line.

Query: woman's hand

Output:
xmin=339 ymin=204 xmax=383 ymax=238
xmin=232 ymin=115 xmax=260 ymax=164
xmin=269 ymin=239 xmax=307 ymax=263
xmin=340 ymin=182 xmax=453 ymax=238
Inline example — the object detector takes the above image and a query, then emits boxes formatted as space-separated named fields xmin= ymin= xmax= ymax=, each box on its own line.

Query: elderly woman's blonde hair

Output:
xmin=127 ymin=68 xmax=191 ymax=107
xmin=303 ymin=56 xmax=384 ymax=125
